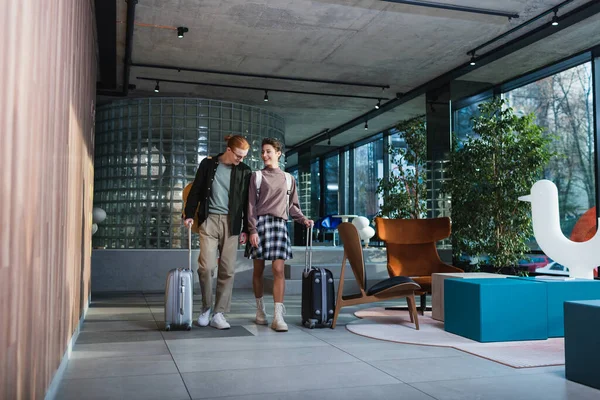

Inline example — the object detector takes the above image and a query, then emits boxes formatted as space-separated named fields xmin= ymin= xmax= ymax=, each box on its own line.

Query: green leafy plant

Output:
xmin=376 ymin=116 xmax=427 ymax=219
xmin=446 ymin=98 xmax=553 ymax=273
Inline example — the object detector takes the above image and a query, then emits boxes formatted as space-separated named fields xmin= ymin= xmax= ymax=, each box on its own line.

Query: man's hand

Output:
xmin=239 ymin=232 xmax=247 ymax=244
xmin=249 ymin=233 xmax=259 ymax=248
xmin=304 ymin=219 xmax=314 ymax=228
xmin=184 ymin=218 xmax=194 ymax=228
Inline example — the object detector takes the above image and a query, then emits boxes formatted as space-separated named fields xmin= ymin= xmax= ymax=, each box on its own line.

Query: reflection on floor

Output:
xmin=56 ymin=290 xmax=599 ymax=400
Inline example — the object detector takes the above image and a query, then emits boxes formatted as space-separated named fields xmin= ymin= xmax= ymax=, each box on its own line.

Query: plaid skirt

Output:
xmin=245 ymin=215 xmax=293 ymax=260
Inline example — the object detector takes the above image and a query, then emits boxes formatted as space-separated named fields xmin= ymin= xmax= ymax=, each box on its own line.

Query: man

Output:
xmin=184 ymin=135 xmax=251 ymax=329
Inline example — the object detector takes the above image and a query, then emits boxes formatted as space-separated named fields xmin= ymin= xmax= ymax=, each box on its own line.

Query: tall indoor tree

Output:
xmin=447 ymin=98 xmax=554 ymax=273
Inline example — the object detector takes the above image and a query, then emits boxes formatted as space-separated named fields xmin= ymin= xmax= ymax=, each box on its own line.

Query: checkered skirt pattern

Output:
xmin=245 ymin=215 xmax=292 ymax=260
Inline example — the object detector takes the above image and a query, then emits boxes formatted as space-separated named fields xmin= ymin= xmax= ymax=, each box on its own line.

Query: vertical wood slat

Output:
xmin=0 ymin=0 xmax=96 ymax=399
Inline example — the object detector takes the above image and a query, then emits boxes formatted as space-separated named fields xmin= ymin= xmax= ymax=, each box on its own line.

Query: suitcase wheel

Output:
xmin=165 ymin=324 xmax=171 ymax=332
xmin=303 ymin=319 xmax=316 ymax=329
xmin=186 ymin=324 xmax=192 ymax=331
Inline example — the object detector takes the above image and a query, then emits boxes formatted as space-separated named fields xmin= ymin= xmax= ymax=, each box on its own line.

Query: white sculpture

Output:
xmin=352 ymin=216 xmax=375 ymax=247
xmin=92 ymin=207 xmax=107 ymax=224
xmin=519 ymin=179 xmax=600 ymax=279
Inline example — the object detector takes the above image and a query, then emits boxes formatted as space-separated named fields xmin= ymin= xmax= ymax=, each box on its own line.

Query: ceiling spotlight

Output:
xmin=364 ymin=120 xmax=368 ymax=130
xmin=551 ymin=9 xmax=559 ymax=26
xmin=154 ymin=81 xmax=160 ymax=93
xmin=470 ymin=53 xmax=476 ymax=66
xmin=375 ymin=99 xmax=381 ymax=109
xmin=177 ymin=27 xmax=189 ymax=38
xmin=263 ymin=90 xmax=269 ymax=102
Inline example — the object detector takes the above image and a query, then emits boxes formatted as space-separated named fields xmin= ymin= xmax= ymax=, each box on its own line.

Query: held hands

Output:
xmin=184 ymin=218 xmax=194 ymax=228
xmin=239 ymin=232 xmax=247 ymax=244
xmin=249 ymin=233 xmax=259 ymax=248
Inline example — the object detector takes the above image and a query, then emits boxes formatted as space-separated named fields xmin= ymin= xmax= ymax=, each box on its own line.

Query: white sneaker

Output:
xmin=210 ymin=312 xmax=231 ymax=330
xmin=197 ymin=308 xmax=211 ymax=327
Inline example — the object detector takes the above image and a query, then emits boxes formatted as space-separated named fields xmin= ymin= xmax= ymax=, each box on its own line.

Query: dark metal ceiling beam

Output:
xmin=136 ymin=77 xmax=391 ymax=100
xmin=467 ymin=0 xmax=577 ymax=57
xmin=286 ymin=0 xmax=600 ymax=156
xmin=131 ymin=63 xmax=390 ymax=90
xmin=380 ymin=0 xmax=519 ymax=19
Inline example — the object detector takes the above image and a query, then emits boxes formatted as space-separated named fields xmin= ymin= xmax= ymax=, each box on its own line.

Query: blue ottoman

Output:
xmin=444 ymin=278 xmax=547 ymax=342
xmin=564 ymin=300 xmax=600 ymax=390
xmin=510 ymin=277 xmax=600 ymax=337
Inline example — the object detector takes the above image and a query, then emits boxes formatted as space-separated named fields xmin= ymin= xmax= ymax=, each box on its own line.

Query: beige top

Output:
xmin=247 ymin=167 xmax=308 ymax=235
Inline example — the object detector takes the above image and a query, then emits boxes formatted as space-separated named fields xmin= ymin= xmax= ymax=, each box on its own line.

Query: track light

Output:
xmin=154 ymin=81 xmax=160 ymax=93
xmin=263 ymin=90 xmax=269 ymax=102
xmin=551 ymin=9 xmax=559 ymax=26
xmin=375 ymin=99 xmax=381 ymax=109
xmin=470 ymin=53 xmax=476 ymax=66
xmin=177 ymin=27 xmax=189 ymax=38
xmin=364 ymin=120 xmax=368 ymax=130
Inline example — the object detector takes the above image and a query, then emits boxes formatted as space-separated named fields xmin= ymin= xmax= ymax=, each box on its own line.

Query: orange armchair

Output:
xmin=375 ymin=217 xmax=463 ymax=313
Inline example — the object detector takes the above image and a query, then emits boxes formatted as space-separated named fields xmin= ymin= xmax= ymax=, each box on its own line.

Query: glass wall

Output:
xmin=353 ymin=138 xmax=384 ymax=220
xmin=323 ymin=155 xmax=340 ymax=216
xmin=93 ymin=98 xmax=285 ymax=249
xmin=504 ymin=61 xmax=595 ymax=244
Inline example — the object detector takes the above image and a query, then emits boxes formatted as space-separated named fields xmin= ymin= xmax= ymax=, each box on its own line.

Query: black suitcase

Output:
xmin=301 ymin=226 xmax=336 ymax=328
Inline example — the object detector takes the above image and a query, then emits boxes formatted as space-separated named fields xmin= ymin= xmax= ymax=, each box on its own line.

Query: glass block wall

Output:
xmin=93 ymin=98 xmax=285 ymax=249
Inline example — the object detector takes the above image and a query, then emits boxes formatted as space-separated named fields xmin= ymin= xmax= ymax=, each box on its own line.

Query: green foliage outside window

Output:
xmin=376 ymin=117 xmax=427 ymax=219
xmin=446 ymin=98 xmax=554 ymax=273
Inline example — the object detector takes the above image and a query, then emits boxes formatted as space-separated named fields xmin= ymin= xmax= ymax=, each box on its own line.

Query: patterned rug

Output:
xmin=346 ymin=307 xmax=564 ymax=368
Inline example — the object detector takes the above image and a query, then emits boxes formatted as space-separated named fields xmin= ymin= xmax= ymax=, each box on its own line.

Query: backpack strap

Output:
xmin=284 ymin=172 xmax=292 ymax=217
xmin=255 ymin=171 xmax=263 ymax=199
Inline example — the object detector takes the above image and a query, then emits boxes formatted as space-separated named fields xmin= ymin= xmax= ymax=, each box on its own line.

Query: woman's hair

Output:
xmin=224 ymin=135 xmax=250 ymax=150
xmin=262 ymin=138 xmax=283 ymax=153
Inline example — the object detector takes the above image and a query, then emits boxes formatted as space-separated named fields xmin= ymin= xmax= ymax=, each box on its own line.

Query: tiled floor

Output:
xmin=56 ymin=290 xmax=599 ymax=400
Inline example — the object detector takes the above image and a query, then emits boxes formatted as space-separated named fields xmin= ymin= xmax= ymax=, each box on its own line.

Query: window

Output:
xmin=504 ymin=61 xmax=595 ymax=244
xmin=323 ymin=155 xmax=339 ymax=216
xmin=353 ymin=138 xmax=384 ymax=220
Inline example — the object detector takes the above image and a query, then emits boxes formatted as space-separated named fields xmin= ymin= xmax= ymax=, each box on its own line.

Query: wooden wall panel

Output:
xmin=0 ymin=0 xmax=97 ymax=398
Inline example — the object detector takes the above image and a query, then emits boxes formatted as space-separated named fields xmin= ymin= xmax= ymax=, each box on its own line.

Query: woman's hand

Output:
xmin=250 ymin=233 xmax=259 ymax=248
xmin=304 ymin=219 xmax=314 ymax=228
xmin=184 ymin=218 xmax=194 ymax=228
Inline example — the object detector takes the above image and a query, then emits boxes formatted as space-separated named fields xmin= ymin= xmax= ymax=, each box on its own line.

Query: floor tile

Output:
xmin=199 ymin=383 xmax=435 ymax=400
xmin=85 ymin=312 xmax=155 ymax=321
xmin=371 ymin=354 xmax=520 ymax=383
xmin=75 ymin=330 xmax=163 ymax=344
xmin=70 ymin=340 xmax=170 ymax=360
xmin=63 ymin=354 xmax=178 ymax=379
xmin=173 ymin=345 xmax=357 ymax=373
xmin=411 ymin=371 xmax=600 ymax=400
xmin=182 ymin=361 xmax=399 ymax=398
xmin=81 ymin=320 xmax=158 ymax=332
xmin=159 ymin=325 xmax=254 ymax=339
xmin=56 ymin=374 xmax=190 ymax=400
xmin=334 ymin=341 xmax=464 ymax=361
xmin=166 ymin=332 xmax=328 ymax=354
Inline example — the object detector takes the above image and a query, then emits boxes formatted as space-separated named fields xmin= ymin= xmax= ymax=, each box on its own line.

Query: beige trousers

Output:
xmin=198 ymin=214 xmax=239 ymax=313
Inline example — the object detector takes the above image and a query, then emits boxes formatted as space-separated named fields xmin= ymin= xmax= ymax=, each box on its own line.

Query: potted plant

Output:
xmin=376 ymin=116 xmax=427 ymax=219
xmin=446 ymin=97 xmax=554 ymax=274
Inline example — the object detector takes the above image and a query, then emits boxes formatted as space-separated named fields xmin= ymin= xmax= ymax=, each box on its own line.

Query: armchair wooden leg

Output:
xmin=420 ymin=293 xmax=427 ymax=315
xmin=408 ymin=294 xmax=420 ymax=330
xmin=331 ymin=301 xmax=342 ymax=329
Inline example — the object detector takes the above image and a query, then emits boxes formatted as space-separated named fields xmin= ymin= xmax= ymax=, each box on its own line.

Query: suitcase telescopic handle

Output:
xmin=187 ymin=224 xmax=192 ymax=271
xmin=304 ymin=225 xmax=313 ymax=274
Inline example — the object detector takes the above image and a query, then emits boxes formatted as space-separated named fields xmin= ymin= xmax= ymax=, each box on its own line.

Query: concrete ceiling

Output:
xmin=100 ymin=0 xmax=598 ymax=155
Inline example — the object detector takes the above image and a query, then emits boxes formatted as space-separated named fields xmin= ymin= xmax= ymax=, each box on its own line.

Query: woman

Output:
xmin=246 ymin=138 xmax=313 ymax=332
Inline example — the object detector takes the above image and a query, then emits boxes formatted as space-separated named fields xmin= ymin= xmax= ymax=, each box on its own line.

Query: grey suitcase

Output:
xmin=164 ymin=226 xmax=194 ymax=331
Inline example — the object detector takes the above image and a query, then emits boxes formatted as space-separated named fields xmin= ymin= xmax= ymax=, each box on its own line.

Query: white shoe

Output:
xmin=255 ymin=297 xmax=268 ymax=325
xmin=197 ymin=308 xmax=211 ymax=327
xmin=210 ymin=312 xmax=231 ymax=330
xmin=271 ymin=303 xmax=288 ymax=332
